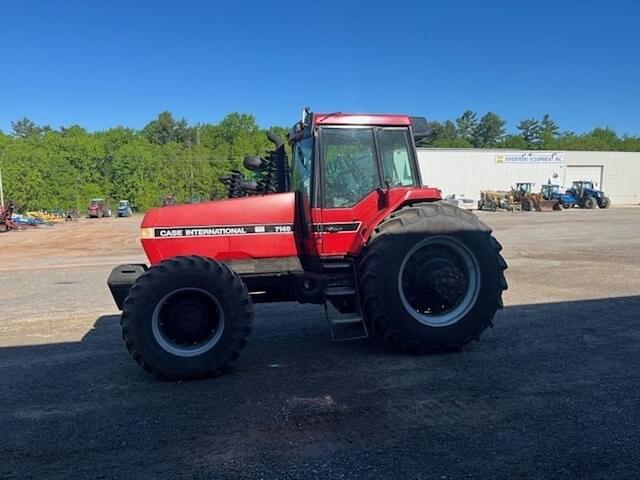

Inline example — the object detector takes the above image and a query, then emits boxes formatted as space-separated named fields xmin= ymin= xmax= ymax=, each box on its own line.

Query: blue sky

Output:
xmin=1 ymin=0 xmax=639 ymax=134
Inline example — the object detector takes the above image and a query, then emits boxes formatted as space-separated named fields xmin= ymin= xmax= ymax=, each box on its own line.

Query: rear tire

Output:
xmin=583 ymin=196 xmax=596 ymax=209
xmin=358 ymin=202 xmax=507 ymax=353
xmin=121 ymin=255 xmax=253 ymax=380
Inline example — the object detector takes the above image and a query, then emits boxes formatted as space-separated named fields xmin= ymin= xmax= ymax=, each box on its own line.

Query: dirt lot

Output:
xmin=1 ymin=208 xmax=639 ymax=479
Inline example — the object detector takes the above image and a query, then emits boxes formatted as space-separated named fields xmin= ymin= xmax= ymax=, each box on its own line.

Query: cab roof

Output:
xmin=312 ymin=112 xmax=412 ymax=127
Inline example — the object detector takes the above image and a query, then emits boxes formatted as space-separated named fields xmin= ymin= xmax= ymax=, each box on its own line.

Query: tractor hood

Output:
xmin=140 ymin=193 xmax=299 ymax=266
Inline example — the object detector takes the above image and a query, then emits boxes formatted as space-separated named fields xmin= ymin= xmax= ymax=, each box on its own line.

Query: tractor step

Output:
xmin=324 ymin=302 xmax=369 ymax=341
xmin=329 ymin=315 xmax=363 ymax=325
xmin=325 ymin=304 xmax=369 ymax=342
xmin=324 ymin=286 xmax=356 ymax=297
xmin=321 ymin=258 xmax=368 ymax=341
xmin=321 ymin=261 xmax=352 ymax=271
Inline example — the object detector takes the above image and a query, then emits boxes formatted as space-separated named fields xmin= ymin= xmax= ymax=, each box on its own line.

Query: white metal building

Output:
xmin=417 ymin=149 xmax=640 ymax=205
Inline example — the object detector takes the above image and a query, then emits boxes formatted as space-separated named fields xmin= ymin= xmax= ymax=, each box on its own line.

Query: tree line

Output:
xmin=0 ymin=111 xmax=638 ymax=212
xmin=419 ymin=111 xmax=640 ymax=151
xmin=0 ymin=112 xmax=288 ymax=212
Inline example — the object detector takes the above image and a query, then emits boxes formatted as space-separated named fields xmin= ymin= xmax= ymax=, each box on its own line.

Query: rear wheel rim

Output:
xmin=398 ymin=236 xmax=481 ymax=327
xmin=152 ymin=288 xmax=225 ymax=357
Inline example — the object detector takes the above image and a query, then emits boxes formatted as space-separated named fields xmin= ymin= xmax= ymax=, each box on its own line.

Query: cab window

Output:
xmin=321 ymin=128 xmax=380 ymax=208
xmin=378 ymin=128 xmax=416 ymax=187
xmin=291 ymin=137 xmax=313 ymax=198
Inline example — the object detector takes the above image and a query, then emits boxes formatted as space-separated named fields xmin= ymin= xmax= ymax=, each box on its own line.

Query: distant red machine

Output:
xmin=0 ymin=201 xmax=16 ymax=232
xmin=109 ymin=110 xmax=507 ymax=380
xmin=87 ymin=198 xmax=111 ymax=218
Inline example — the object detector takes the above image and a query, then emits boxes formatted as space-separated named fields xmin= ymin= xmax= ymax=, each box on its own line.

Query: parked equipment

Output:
xmin=540 ymin=184 xmax=576 ymax=209
xmin=477 ymin=190 xmax=517 ymax=212
xmin=160 ymin=195 xmax=176 ymax=207
xmin=108 ymin=111 xmax=508 ymax=380
xmin=512 ymin=182 xmax=560 ymax=212
xmin=65 ymin=208 xmax=80 ymax=221
xmin=88 ymin=198 xmax=112 ymax=218
xmin=117 ymin=200 xmax=133 ymax=217
xmin=0 ymin=201 xmax=16 ymax=232
xmin=566 ymin=181 xmax=610 ymax=209
xmin=443 ymin=194 xmax=476 ymax=210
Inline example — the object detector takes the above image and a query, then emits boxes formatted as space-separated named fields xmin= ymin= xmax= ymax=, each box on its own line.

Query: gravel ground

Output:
xmin=1 ymin=208 xmax=639 ymax=479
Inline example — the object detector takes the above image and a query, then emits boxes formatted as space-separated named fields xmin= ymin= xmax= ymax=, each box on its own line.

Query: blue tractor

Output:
xmin=117 ymin=200 xmax=133 ymax=217
xmin=566 ymin=181 xmax=610 ymax=209
xmin=540 ymin=184 xmax=576 ymax=209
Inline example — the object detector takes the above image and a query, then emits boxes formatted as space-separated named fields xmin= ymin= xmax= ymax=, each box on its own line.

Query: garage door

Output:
xmin=564 ymin=166 xmax=603 ymax=189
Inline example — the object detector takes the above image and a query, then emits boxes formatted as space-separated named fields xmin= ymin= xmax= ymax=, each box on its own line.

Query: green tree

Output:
xmin=455 ymin=111 xmax=478 ymax=142
xmin=517 ymin=118 xmax=542 ymax=148
xmin=472 ymin=112 xmax=506 ymax=147
xmin=11 ymin=118 xmax=42 ymax=138
xmin=142 ymin=111 xmax=190 ymax=145
xmin=538 ymin=114 xmax=559 ymax=147
xmin=540 ymin=114 xmax=559 ymax=137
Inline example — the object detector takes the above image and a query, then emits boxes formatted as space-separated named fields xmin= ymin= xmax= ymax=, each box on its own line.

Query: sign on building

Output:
xmin=495 ymin=152 xmax=565 ymax=164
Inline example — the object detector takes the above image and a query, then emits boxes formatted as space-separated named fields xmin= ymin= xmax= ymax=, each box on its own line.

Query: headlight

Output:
xmin=140 ymin=228 xmax=154 ymax=239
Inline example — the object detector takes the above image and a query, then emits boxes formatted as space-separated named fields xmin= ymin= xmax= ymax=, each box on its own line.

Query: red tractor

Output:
xmin=0 ymin=201 xmax=17 ymax=232
xmin=87 ymin=198 xmax=112 ymax=218
xmin=108 ymin=111 xmax=507 ymax=380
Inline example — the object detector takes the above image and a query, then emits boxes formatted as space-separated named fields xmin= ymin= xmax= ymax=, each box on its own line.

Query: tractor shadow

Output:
xmin=2 ymin=294 xmax=639 ymax=386
xmin=2 ymin=295 xmax=640 ymax=479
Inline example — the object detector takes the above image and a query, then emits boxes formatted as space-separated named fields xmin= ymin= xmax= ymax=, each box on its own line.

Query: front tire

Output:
xmin=121 ymin=255 xmax=253 ymax=380
xmin=599 ymin=197 xmax=611 ymax=209
xmin=359 ymin=202 xmax=507 ymax=353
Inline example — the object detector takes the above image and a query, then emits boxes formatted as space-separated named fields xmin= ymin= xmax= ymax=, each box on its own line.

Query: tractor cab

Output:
xmin=288 ymin=112 xmax=426 ymax=201
xmin=117 ymin=200 xmax=133 ymax=217
xmin=284 ymin=112 xmax=441 ymax=256
xmin=541 ymin=184 xmax=561 ymax=200
xmin=515 ymin=182 xmax=534 ymax=195
xmin=571 ymin=181 xmax=594 ymax=194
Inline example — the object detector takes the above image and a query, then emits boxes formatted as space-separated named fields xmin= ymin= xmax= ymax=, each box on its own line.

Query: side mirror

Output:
xmin=411 ymin=116 xmax=431 ymax=141
xmin=244 ymin=155 xmax=266 ymax=171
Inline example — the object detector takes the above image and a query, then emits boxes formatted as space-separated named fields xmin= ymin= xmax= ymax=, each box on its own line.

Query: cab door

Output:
xmin=316 ymin=126 xmax=419 ymax=257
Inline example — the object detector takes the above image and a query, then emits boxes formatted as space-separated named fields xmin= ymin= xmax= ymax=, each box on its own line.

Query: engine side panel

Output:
xmin=140 ymin=193 xmax=299 ymax=266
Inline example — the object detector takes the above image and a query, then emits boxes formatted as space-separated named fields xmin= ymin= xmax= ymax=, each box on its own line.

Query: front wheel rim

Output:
xmin=398 ymin=236 xmax=481 ymax=328
xmin=152 ymin=287 xmax=225 ymax=357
